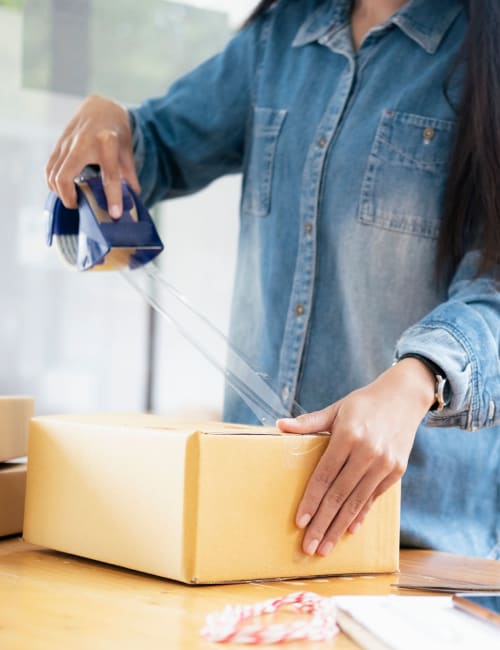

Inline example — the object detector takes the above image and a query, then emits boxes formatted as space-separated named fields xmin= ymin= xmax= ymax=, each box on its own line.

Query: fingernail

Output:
xmin=277 ymin=418 xmax=295 ymax=426
xmin=109 ymin=204 xmax=122 ymax=219
xmin=297 ymin=514 xmax=311 ymax=529
xmin=318 ymin=541 xmax=334 ymax=556
xmin=351 ymin=523 xmax=361 ymax=534
xmin=305 ymin=539 xmax=319 ymax=556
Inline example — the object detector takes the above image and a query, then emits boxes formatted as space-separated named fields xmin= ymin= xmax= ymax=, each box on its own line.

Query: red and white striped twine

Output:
xmin=200 ymin=591 xmax=339 ymax=645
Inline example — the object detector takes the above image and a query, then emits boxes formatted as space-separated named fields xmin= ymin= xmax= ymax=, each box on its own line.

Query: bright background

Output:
xmin=0 ymin=0 xmax=255 ymax=418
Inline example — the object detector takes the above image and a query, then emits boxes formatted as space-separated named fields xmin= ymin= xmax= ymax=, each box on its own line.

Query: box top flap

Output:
xmin=31 ymin=414 xmax=328 ymax=437
xmin=31 ymin=414 xmax=331 ymax=438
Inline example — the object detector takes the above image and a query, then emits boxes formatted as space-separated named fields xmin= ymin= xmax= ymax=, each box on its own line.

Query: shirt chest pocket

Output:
xmin=242 ymin=106 xmax=287 ymax=218
xmin=358 ymin=110 xmax=456 ymax=239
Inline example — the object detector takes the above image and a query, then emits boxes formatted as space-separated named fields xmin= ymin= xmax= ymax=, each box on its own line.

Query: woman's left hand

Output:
xmin=277 ymin=358 xmax=436 ymax=556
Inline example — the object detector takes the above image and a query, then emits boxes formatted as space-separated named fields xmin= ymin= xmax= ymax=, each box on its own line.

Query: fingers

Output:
xmin=98 ymin=131 xmax=123 ymax=219
xmin=312 ymin=467 xmax=383 ymax=556
xmin=45 ymin=144 xmax=64 ymax=191
xmin=47 ymin=130 xmax=128 ymax=216
xmin=44 ymin=95 xmax=139 ymax=216
xmin=277 ymin=403 xmax=339 ymax=434
xmin=295 ymin=435 xmax=351 ymax=533
xmin=52 ymin=146 xmax=85 ymax=209
xmin=298 ymin=433 xmax=406 ymax=556
xmin=347 ymin=497 xmax=373 ymax=534
xmin=300 ymin=442 xmax=377 ymax=556
xmin=347 ymin=470 xmax=402 ymax=534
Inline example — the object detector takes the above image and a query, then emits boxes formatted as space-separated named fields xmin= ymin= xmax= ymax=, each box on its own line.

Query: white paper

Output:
xmin=334 ymin=595 xmax=500 ymax=650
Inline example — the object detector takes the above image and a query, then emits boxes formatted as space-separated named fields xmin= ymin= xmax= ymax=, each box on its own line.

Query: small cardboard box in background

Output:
xmin=24 ymin=414 xmax=400 ymax=584
xmin=0 ymin=396 xmax=33 ymax=537
xmin=0 ymin=463 xmax=27 ymax=537
xmin=0 ymin=396 xmax=34 ymax=461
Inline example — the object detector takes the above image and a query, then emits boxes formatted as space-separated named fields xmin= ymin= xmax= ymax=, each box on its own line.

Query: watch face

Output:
xmin=434 ymin=375 xmax=448 ymax=411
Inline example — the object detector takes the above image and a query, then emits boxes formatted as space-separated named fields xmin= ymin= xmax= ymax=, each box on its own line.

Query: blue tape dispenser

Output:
xmin=45 ymin=166 xmax=163 ymax=271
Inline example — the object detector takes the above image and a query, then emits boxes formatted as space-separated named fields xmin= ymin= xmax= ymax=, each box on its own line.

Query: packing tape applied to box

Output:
xmin=45 ymin=172 xmax=303 ymax=425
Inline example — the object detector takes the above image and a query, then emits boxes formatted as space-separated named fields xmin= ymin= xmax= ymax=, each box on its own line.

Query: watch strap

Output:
xmin=397 ymin=353 xmax=449 ymax=412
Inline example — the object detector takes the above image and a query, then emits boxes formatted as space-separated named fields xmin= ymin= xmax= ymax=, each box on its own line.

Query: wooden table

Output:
xmin=0 ymin=537 xmax=499 ymax=649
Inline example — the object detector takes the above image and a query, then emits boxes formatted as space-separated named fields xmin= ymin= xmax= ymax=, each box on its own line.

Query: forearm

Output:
xmin=394 ymin=251 xmax=500 ymax=430
xmin=127 ymin=17 xmax=266 ymax=207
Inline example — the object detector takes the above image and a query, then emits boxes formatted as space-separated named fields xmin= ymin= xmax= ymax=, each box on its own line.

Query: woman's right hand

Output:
xmin=45 ymin=95 xmax=141 ymax=219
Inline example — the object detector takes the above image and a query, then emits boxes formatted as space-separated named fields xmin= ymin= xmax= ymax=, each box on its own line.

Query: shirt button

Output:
xmin=317 ymin=136 xmax=327 ymax=148
xmin=294 ymin=303 xmax=305 ymax=316
xmin=304 ymin=222 xmax=313 ymax=234
xmin=423 ymin=127 xmax=435 ymax=141
xmin=281 ymin=386 xmax=290 ymax=402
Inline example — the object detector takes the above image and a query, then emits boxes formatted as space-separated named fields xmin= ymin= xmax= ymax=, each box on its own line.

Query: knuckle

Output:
xmin=377 ymin=452 xmax=405 ymax=476
xmin=393 ymin=459 xmax=407 ymax=477
xmin=361 ymin=437 xmax=387 ymax=462
xmin=314 ymin=467 xmax=333 ymax=489
xmin=347 ymin=496 xmax=364 ymax=516
xmin=46 ymin=166 xmax=55 ymax=185
xmin=54 ymin=172 xmax=68 ymax=190
xmin=68 ymin=132 xmax=83 ymax=150
xmin=378 ymin=452 xmax=393 ymax=472
xmin=54 ymin=172 xmax=71 ymax=191
xmin=86 ymin=93 xmax=101 ymax=103
xmin=325 ymin=489 xmax=348 ymax=508
xmin=102 ymin=173 xmax=121 ymax=187
xmin=96 ymin=129 xmax=119 ymax=146
xmin=347 ymin=422 xmax=369 ymax=444
xmin=297 ymin=412 xmax=320 ymax=429
xmin=308 ymin=525 xmax=326 ymax=541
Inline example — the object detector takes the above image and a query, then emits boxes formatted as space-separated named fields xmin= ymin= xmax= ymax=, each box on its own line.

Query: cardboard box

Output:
xmin=0 ymin=462 xmax=27 ymax=537
xmin=24 ymin=414 xmax=400 ymax=584
xmin=0 ymin=396 xmax=34 ymax=461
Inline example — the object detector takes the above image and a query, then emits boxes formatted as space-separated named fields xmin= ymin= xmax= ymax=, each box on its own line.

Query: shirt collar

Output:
xmin=394 ymin=0 xmax=464 ymax=53
xmin=292 ymin=0 xmax=464 ymax=54
xmin=292 ymin=1 xmax=350 ymax=48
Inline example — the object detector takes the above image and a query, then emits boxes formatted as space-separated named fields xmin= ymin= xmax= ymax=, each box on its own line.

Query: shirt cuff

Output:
xmin=128 ymin=108 xmax=145 ymax=177
xmin=394 ymin=322 xmax=474 ymax=429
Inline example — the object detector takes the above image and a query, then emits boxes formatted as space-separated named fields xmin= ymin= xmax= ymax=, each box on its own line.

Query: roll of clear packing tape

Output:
xmin=45 ymin=166 xmax=164 ymax=272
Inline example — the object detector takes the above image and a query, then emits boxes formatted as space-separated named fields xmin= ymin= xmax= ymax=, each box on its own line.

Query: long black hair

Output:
xmin=243 ymin=1 xmax=500 ymax=281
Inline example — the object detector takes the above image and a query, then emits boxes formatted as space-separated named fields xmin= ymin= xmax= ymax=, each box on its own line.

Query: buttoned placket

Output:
xmin=278 ymin=24 xmax=358 ymax=411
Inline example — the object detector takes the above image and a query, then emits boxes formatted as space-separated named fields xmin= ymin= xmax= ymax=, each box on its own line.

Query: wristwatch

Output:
xmin=397 ymin=353 xmax=450 ymax=412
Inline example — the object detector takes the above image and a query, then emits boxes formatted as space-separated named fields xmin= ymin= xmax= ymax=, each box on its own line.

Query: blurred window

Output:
xmin=0 ymin=0 xmax=252 ymax=415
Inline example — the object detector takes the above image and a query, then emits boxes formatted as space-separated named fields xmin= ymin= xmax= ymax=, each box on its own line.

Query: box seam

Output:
xmin=183 ymin=431 xmax=201 ymax=583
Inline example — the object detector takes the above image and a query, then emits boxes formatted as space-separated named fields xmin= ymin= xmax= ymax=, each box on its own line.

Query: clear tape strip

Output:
xmin=122 ymin=264 xmax=305 ymax=426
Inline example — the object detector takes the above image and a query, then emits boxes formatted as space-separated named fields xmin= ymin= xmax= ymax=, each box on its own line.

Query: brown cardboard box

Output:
xmin=0 ymin=396 xmax=34 ymax=461
xmin=24 ymin=414 xmax=400 ymax=584
xmin=0 ymin=462 xmax=27 ymax=537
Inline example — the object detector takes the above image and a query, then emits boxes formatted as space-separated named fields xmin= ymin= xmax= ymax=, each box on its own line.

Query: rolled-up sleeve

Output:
xmin=128 ymin=18 xmax=265 ymax=206
xmin=395 ymin=251 xmax=500 ymax=430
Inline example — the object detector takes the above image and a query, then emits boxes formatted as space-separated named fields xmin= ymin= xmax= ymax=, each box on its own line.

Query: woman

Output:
xmin=46 ymin=0 xmax=500 ymax=560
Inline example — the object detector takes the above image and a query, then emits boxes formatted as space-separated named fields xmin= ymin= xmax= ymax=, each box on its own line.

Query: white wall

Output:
xmin=0 ymin=8 xmax=150 ymax=414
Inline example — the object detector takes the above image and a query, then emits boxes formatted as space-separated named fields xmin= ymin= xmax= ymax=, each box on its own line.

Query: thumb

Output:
xmin=276 ymin=403 xmax=340 ymax=434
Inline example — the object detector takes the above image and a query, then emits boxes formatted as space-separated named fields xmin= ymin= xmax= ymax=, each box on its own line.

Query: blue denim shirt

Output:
xmin=130 ymin=0 xmax=500 ymax=558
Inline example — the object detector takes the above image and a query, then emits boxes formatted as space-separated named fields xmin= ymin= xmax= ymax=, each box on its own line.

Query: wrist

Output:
xmin=387 ymin=358 xmax=437 ymax=411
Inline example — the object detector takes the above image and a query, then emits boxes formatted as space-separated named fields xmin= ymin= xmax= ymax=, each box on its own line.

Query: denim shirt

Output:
xmin=130 ymin=0 xmax=500 ymax=558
